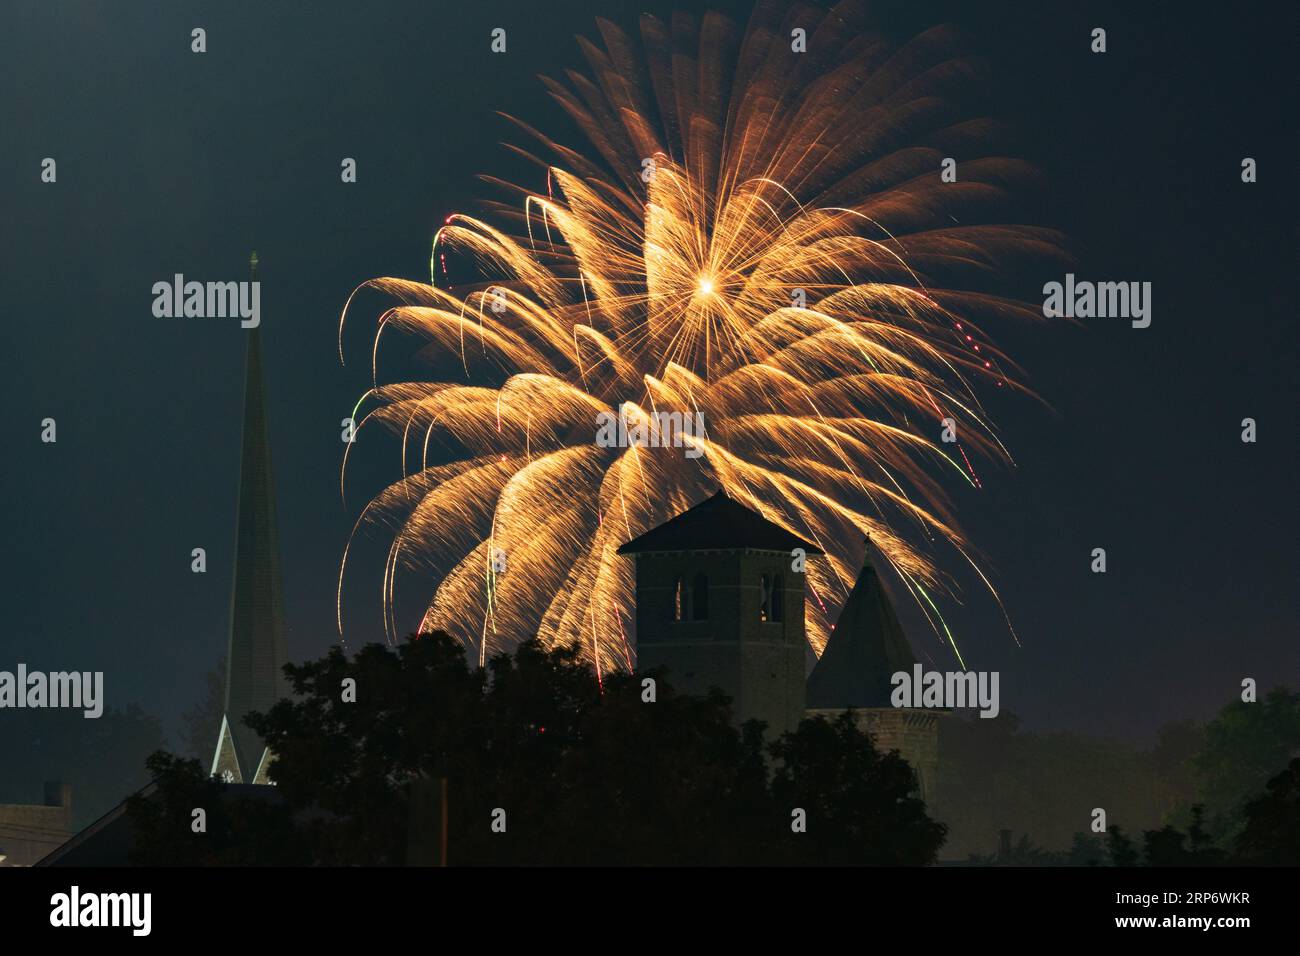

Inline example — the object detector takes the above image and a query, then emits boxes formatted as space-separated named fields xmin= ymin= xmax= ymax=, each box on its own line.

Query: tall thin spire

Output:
xmin=211 ymin=252 xmax=288 ymax=784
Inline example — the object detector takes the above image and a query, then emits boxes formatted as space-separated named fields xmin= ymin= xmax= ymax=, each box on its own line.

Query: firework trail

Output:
xmin=337 ymin=0 xmax=1068 ymax=670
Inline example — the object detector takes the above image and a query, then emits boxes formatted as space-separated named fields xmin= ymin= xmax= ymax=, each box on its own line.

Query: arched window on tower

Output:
xmin=759 ymin=573 xmax=771 ymax=622
xmin=771 ymin=573 xmax=784 ymax=622
xmin=673 ymin=575 xmax=686 ymax=621
xmin=692 ymin=573 xmax=709 ymax=620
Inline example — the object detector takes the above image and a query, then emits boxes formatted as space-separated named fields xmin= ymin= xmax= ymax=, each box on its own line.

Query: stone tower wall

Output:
xmin=634 ymin=549 xmax=807 ymax=736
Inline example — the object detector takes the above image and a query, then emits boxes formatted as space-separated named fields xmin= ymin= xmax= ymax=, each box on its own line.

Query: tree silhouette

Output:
xmin=1235 ymin=759 xmax=1300 ymax=865
xmin=1105 ymin=826 xmax=1139 ymax=867
xmin=1191 ymin=687 xmax=1299 ymax=843
xmin=1142 ymin=805 xmax=1227 ymax=866
xmin=128 ymin=633 xmax=947 ymax=865
xmin=768 ymin=712 xmax=946 ymax=865
xmin=127 ymin=753 xmax=307 ymax=866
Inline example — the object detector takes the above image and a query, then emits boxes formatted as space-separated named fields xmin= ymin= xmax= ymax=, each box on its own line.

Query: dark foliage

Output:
xmin=1141 ymin=805 xmax=1228 ymax=866
xmin=1234 ymin=759 xmax=1300 ymax=865
xmin=126 ymin=753 xmax=308 ymax=866
xmin=128 ymin=632 xmax=947 ymax=865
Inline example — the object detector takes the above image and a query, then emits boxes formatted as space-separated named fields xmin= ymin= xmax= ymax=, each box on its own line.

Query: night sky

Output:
xmin=3 ymin=0 xmax=1296 ymax=749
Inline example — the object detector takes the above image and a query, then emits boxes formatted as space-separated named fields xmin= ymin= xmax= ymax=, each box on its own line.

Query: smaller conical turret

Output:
xmin=806 ymin=538 xmax=918 ymax=709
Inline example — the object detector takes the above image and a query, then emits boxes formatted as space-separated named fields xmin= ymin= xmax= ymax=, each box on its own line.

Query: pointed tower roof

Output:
xmin=617 ymin=489 xmax=823 ymax=555
xmin=212 ymin=253 xmax=288 ymax=784
xmin=806 ymin=540 xmax=917 ymax=708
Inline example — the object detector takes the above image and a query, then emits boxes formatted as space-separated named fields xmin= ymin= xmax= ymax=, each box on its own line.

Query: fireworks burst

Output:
xmin=337 ymin=0 xmax=1067 ymax=671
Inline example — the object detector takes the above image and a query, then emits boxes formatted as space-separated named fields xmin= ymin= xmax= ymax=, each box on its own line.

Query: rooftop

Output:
xmin=617 ymin=489 xmax=824 ymax=556
xmin=806 ymin=545 xmax=919 ymax=709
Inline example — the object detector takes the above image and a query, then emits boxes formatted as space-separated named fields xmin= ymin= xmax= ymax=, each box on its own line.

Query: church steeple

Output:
xmin=211 ymin=252 xmax=288 ymax=785
xmin=806 ymin=538 xmax=918 ymax=709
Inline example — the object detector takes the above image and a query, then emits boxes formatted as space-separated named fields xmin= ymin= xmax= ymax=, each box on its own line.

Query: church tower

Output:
xmin=617 ymin=490 xmax=820 ymax=737
xmin=211 ymin=253 xmax=289 ymax=785
xmin=806 ymin=541 xmax=942 ymax=799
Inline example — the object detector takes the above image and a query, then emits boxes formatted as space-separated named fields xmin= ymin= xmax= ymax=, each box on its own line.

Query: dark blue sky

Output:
xmin=3 ymin=0 xmax=1295 ymax=749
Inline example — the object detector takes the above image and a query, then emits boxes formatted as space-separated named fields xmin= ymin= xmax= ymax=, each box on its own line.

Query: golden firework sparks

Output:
xmin=338 ymin=2 xmax=1068 ymax=671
